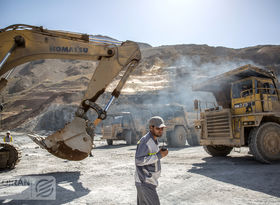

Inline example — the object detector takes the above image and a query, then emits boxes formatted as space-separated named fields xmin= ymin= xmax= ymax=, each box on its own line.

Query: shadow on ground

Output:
xmin=0 ymin=171 xmax=90 ymax=205
xmin=167 ymin=145 xmax=191 ymax=151
xmin=95 ymin=144 xmax=131 ymax=150
xmin=188 ymin=156 xmax=280 ymax=198
xmin=98 ymin=144 xmax=192 ymax=152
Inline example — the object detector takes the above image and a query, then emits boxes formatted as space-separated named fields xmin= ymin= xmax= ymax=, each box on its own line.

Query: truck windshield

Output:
xmin=232 ymin=80 xmax=253 ymax=98
xmin=112 ymin=116 xmax=123 ymax=124
xmin=103 ymin=116 xmax=114 ymax=125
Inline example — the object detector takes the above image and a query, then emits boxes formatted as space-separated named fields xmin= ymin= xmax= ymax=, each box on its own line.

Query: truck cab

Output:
xmin=232 ymin=77 xmax=278 ymax=114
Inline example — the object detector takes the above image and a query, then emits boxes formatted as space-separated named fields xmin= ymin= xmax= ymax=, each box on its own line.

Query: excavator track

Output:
xmin=0 ymin=143 xmax=21 ymax=169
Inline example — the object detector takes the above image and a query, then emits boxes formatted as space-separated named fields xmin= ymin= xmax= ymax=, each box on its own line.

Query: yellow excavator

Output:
xmin=0 ymin=24 xmax=141 ymax=168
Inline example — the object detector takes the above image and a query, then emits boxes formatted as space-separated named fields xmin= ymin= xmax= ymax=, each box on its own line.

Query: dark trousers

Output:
xmin=136 ymin=184 xmax=160 ymax=205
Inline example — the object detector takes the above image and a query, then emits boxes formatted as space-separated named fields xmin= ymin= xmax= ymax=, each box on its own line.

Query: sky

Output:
xmin=0 ymin=0 xmax=279 ymax=48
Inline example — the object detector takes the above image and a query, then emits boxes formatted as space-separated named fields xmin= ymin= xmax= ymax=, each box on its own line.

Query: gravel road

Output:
xmin=0 ymin=133 xmax=279 ymax=205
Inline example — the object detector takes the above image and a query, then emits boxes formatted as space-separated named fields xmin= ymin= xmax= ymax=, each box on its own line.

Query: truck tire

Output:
xmin=203 ymin=145 xmax=233 ymax=157
xmin=187 ymin=127 xmax=200 ymax=146
xmin=170 ymin=126 xmax=187 ymax=147
xmin=131 ymin=132 xmax=139 ymax=145
xmin=249 ymin=122 xmax=280 ymax=164
xmin=124 ymin=130 xmax=132 ymax=145
xmin=106 ymin=139 xmax=113 ymax=146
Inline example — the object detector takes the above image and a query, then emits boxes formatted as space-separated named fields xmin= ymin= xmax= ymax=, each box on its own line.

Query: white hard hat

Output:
xmin=148 ymin=116 xmax=166 ymax=128
xmin=7 ymin=131 xmax=10 ymax=134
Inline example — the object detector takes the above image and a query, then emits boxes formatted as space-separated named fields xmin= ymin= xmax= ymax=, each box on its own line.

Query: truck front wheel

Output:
xmin=249 ymin=122 xmax=280 ymax=164
xmin=124 ymin=130 xmax=132 ymax=145
xmin=170 ymin=126 xmax=187 ymax=147
xmin=106 ymin=139 xmax=113 ymax=146
xmin=203 ymin=145 xmax=233 ymax=157
xmin=187 ymin=127 xmax=200 ymax=146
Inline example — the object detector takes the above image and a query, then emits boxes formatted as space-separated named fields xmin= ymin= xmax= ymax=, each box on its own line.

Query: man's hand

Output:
xmin=160 ymin=148 xmax=168 ymax=158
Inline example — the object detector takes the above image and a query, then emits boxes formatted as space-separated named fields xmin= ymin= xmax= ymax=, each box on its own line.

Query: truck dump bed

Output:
xmin=192 ymin=64 xmax=275 ymax=92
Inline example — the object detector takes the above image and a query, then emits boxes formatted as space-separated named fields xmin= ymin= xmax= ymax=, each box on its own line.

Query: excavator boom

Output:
xmin=0 ymin=24 xmax=141 ymax=161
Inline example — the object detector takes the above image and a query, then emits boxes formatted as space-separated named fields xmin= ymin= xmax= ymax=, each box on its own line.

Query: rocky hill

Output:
xmin=1 ymin=44 xmax=280 ymax=132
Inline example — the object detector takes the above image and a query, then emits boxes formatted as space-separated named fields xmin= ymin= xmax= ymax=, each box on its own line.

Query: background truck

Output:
xmin=155 ymin=104 xmax=199 ymax=147
xmin=193 ymin=64 xmax=280 ymax=163
xmin=101 ymin=104 xmax=199 ymax=147
xmin=101 ymin=112 xmax=142 ymax=145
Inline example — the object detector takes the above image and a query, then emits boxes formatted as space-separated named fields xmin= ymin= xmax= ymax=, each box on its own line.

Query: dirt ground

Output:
xmin=0 ymin=133 xmax=280 ymax=205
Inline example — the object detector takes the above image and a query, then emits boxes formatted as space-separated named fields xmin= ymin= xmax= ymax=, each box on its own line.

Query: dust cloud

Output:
xmin=148 ymin=56 xmax=259 ymax=111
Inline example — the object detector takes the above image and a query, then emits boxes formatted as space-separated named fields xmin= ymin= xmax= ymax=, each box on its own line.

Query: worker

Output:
xmin=4 ymin=131 xmax=13 ymax=142
xmin=135 ymin=116 xmax=168 ymax=205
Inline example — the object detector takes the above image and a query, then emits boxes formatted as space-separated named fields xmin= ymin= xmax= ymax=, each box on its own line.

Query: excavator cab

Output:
xmin=0 ymin=24 xmax=141 ymax=161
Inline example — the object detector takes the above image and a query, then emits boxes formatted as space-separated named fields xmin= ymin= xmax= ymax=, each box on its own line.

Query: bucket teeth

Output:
xmin=27 ymin=117 xmax=93 ymax=161
xmin=28 ymin=134 xmax=47 ymax=149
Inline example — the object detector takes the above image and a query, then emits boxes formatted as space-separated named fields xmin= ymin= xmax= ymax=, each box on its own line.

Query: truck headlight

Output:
xmin=234 ymin=103 xmax=243 ymax=108
xmin=243 ymin=121 xmax=255 ymax=125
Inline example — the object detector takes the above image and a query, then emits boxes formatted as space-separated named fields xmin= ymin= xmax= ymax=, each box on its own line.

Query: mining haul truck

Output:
xmin=155 ymin=104 xmax=199 ymax=147
xmin=101 ymin=104 xmax=199 ymax=147
xmin=193 ymin=64 xmax=280 ymax=163
xmin=101 ymin=112 xmax=141 ymax=145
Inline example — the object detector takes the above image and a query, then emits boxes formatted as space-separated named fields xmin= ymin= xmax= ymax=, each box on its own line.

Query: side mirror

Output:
xmin=194 ymin=99 xmax=199 ymax=110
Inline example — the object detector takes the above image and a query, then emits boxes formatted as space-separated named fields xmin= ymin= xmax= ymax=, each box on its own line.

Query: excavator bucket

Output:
xmin=28 ymin=117 xmax=93 ymax=161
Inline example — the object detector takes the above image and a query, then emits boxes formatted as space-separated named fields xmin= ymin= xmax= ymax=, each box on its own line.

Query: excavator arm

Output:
xmin=0 ymin=24 xmax=141 ymax=161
